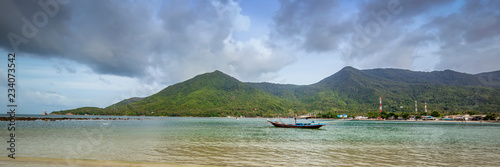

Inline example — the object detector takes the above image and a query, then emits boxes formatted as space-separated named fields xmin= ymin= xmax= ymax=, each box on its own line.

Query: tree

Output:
xmin=367 ymin=111 xmax=379 ymax=119
xmin=485 ymin=113 xmax=498 ymax=120
xmin=386 ymin=112 xmax=398 ymax=119
xmin=467 ymin=111 xmax=477 ymax=115
xmin=430 ymin=111 xmax=441 ymax=118
xmin=393 ymin=113 xmax=399 ymax=119
xmin=380 ymin=111 xmax=388 ymax=119
xmin=401 ymin=113 xmax=410 ymax=120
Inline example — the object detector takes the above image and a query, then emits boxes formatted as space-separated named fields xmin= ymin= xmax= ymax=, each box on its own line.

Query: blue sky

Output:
xmin=1 ymin=0 xmax=499 ymax=114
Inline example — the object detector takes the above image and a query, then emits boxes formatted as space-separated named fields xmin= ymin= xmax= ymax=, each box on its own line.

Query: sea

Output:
xmin=1 ymin=115 xmax=500 ymax=166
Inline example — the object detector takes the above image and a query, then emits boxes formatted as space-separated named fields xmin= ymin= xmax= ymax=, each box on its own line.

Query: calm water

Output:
xmin=3 ymin=116 xmax=500 ymax=166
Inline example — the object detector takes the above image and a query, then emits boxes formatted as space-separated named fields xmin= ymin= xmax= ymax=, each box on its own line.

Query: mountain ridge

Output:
xmin=86 ymin=70 xmax=292 ymax=117
xmin=52 ymin=67 xmax=500 ymax=116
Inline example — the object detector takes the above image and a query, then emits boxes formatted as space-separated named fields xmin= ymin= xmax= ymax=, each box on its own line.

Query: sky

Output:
xmin=0 ymin=0 xmax=499 ymax=114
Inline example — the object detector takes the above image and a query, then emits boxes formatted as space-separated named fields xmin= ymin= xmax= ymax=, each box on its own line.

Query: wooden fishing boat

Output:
xmin=267 ymin=119 xmax=326 ymax=129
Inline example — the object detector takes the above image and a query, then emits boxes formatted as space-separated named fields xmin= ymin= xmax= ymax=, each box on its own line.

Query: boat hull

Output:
xmin=268 ymin=121 xmax=326 ymax=129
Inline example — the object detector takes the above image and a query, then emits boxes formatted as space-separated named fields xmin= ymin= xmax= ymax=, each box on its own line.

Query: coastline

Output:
xmin=0 ymin=157 xmax=217 ymax=167
xmin=341 ymin=118 xmax=500 ymax=123
xmin=1 ymin=114 xmax=498 ymax=123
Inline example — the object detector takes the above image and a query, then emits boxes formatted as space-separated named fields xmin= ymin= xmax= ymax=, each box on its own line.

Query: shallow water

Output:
xmin=4 ymin=116 xmax=500 ymax=166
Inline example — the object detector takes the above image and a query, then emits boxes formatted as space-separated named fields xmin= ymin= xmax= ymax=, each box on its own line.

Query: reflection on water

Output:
xmin=10 ymin=117 xmax=500 ymax=166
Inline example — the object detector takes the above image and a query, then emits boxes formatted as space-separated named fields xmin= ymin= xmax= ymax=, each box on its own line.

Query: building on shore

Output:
xmin=354 ymin=116 xmax=368 ymax=120
xmin=471 ymin=115 xmax=487 ymax=121
xmin=422 ymin=116 xmax=435 ymax=120
xmin=442 ymin=115 xmax=472 ymax=121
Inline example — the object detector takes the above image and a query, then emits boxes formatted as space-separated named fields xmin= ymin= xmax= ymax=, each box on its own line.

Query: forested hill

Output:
xmin=54 ymin=70 xmax=292 ymax=117
xmin=248 ymin=66 xmax=499 ymax=116
xmin=105 ymin=97 xmax=145 ymax=110
xmin=52 ymin=67 xmax=500 ymax=116
xmin=364 ymin=68 xmax=500 ymax=86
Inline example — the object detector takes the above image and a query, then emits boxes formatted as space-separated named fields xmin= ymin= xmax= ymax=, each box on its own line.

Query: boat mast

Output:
xmin=295 ymin=114 xmax=297 ymax=125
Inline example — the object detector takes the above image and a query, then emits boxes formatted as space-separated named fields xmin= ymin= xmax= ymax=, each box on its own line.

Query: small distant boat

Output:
xmin=267 ymin=119 xmax=326 ymax=129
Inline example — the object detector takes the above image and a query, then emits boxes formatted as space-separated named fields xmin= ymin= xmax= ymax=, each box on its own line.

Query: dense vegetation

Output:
xmin=52 ymin=67 xmax=500 ymax=118
xmin=53 ymin=71 xmax=295 ymax=117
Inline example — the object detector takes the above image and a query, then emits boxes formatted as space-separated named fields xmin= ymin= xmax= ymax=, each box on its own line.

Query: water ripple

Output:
xmin=12 ymin=118 xmax=500 ymax=166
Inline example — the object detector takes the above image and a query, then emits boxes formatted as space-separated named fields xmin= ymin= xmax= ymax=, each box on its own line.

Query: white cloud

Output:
xmin=223 ymin=36 xmax=296 ymax=82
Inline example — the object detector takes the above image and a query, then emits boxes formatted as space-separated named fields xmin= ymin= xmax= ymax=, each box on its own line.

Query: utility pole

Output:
xmin=415 ymin=101 xmax=418 ymax=114
xmin=425 ymin=102 xmax=427 ymax=113
xmin=379 ymin=97 xmax=382 ymax=113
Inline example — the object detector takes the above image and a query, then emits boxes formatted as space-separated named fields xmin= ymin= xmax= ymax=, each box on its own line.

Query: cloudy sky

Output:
xmin=1 ymin=0 xmax=499 ymax=114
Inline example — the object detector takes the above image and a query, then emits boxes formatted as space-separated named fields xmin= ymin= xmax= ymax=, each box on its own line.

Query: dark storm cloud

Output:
xmin=270 ymin=0 xmax=349 ymax=52
xmin=270 ymin=0 xmax=451 ymax=55
xmin=357 ymin=0 xmax=454 ymax=22
xmin=270 ymin=0 xmax=500 ymax=73
xmin=425 ymin=0 xmax=500 ymax=73
xmin=2 ymin=0 xmax=499 ymax=85
xmin=0 ymin=0 xmax=292 ymax=83
xmin=0 ymin=0 xmax=155 ymax=77
xmin=0 ymin=0 xmax=73 ymax=55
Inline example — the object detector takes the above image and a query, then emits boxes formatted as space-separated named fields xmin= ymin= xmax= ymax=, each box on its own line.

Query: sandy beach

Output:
xmin=0 ymin=157 xmax=217 ymax=167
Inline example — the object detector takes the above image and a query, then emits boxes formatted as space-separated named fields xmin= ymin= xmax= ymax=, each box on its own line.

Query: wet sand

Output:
xmin=0 ymin=157 xmax=216 ymax=167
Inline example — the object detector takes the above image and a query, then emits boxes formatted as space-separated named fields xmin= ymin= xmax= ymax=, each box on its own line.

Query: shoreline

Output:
xmin=1 ymin=115 xmax=498 ymax=123
xmin=0 ymin=116 xmax=152 ymax=121
xmin=340 ymin=118 xmax=500 ymax=123
xmin=0 ymin=156 xmax=216 ymax=167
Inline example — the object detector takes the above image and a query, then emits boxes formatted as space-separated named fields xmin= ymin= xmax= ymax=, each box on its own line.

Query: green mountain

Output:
xmin=53 ymin=70 xmax=292 ymax=117
xmin=247 ymin=66 xmax=499 ymax=116
xmin=105 ymin=97 xmax=145 ymax=110
xmin=52 ymin=67 xmax=500 ymax=117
